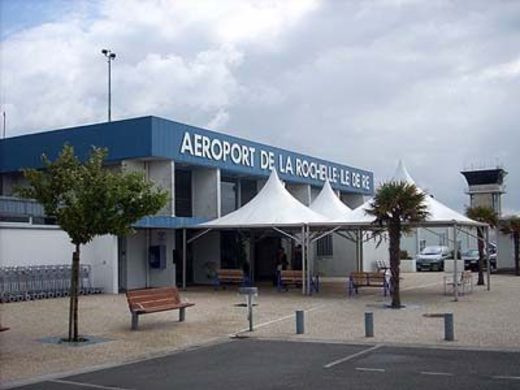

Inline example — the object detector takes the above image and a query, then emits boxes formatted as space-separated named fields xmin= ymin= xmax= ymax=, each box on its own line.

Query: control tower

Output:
xmin=461 ymin=166 xmax=507 ymax=216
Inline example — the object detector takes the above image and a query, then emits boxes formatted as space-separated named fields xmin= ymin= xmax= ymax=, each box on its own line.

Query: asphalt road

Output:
xmin=7 ymin=339 xmax=520 ymax=390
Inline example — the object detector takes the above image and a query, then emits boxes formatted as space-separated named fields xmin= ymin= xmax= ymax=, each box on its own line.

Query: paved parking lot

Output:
xmin=2 ymin=274 xmax=520 ymax=387
xmin=8 ymin=339 xmax=520 ymax=390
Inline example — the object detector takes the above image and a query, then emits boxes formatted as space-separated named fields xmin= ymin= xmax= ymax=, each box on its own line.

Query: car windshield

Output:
xmin=421 ymin=247 xmax=441 ymax=255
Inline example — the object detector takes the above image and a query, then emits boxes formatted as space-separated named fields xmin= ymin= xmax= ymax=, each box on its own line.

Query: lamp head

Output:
xmin=110 ymin=53 xmax=116 ymax=59
xmin=101 ymin=49 xmax=108 ymax=55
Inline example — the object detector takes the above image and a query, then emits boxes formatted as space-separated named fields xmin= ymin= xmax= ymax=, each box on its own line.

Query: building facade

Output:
xmin=0 ymin=116 xmax=374 ymax=293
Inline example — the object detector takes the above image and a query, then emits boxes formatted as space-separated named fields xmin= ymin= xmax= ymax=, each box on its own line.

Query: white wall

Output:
xmin=0 ymin=224 xmax=118 ymax=293
xmin=286 ymin=183 xmax=311 ymax=205
xmin=192 ymin=167 xmax=220 ymax=218
xmin=362 ymin=233 xmax=389 ymax=271
xmin=315 ymin=233 xmax=358 ymax=276
xmin=125 ymin=230 xmax=148 ymax=290
xmin=148 ymin=160 xmax=175 ymax=216
xmin=497 ymin=230 xmax=515 ymax=269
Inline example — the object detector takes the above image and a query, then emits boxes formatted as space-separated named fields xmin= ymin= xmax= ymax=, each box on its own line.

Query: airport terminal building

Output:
xmin=0 ymin=116 xmax=374 ymax=293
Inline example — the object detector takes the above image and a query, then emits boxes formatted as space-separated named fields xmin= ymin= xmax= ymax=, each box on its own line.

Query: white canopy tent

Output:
xmin=184 ymin=170 xmax=332 ymax=294
xmin=310 ymin=160 xmax=490 ymax=300
xmin=346 ymin=160 xmax=481 ymax=228
xmin=309 ymin=180 xmax=352 ymax=221
xmin=185 ymin=161 xmax=489 ymax=300
xmin=199 ymin=169 xmax=329 ymax=228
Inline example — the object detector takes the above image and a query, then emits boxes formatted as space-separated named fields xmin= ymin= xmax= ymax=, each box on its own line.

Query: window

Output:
xmin=240 ymin=179 xmax=257 ymax=206
xmin=175 ymin=170 xmax=192 ymax=217
xmin=317 ymin=235 xmax=333 ymax=257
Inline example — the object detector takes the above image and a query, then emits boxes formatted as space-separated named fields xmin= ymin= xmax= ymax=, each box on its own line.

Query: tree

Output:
xmin=366 ymin=181 xmax=429 ymax=308
xmin=17 ymin=144 xmax=168 ymax=342
xmin=500 ymin=216 xmax=520 ymax=276
xmin=465 ymin=206 xmax=498 ymax=285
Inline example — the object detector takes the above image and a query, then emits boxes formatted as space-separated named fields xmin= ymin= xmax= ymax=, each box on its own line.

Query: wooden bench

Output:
xmin=444 ymin=271 xmax=473 ymax=296
xmin=277 ymin=270 xmax=302 ymax=291
xmin=214 ymin=269 xmax=247 ymax=289
xmin=126 ymin=287 xmax=194 ymax=330
xmin=277 ymin=270 xmax=320 ymax=293
xmin=348 ymin=271 xmax=389 ymax=297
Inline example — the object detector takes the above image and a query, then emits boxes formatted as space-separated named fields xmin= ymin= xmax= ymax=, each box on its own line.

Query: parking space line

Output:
xmin=234 ymin=304 xmax=327 ymax=334
xmin=48 ymin=379 xmax=133 ymax=390
xmin=492 ymin=376 xmax=520 ymax=381
xmin=420 ymin=371 xmax=454 ymax=376
xmin=355 ymin=367 xmax=385 ymax=372
xmin=324 ymin=344 xmax=382 ymax=369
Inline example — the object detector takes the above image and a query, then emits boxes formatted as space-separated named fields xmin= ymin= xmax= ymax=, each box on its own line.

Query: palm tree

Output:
xmin=500 ymin=216 xmax=520 ymax=276
xmin=366 ymin=181 xmax=429 ymax=308
xmin=465 ymin=206 xmax=498 ymax=285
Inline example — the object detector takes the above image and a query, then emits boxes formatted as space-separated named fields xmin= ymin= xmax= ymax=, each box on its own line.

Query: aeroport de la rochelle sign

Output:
xmin=178 ymin=131 xmax=373 ymax=194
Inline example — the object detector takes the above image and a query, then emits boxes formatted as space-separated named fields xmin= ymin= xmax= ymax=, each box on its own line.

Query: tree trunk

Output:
xmin=388 ymin=222 xmax=401 ymax=308
xmin=68 ymin=244 xmax=81 ymax=341
xmin=477 ymin=227 xmax=485 ymax=286
xmin=514 ymin=232 xmax=519 ymax=277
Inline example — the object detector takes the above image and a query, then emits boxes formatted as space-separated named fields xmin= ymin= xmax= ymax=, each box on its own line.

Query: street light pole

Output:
xmin=101 ymin=49 xmax=116 ymax=122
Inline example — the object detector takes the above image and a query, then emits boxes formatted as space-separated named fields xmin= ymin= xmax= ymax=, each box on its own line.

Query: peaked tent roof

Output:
xmin=309 ymin=180 xmax=352 ymax=222
xmin=199 ymin=170 xmax=331 ymax=229
xmin=344 ymin=160 xmax=483 ymax=227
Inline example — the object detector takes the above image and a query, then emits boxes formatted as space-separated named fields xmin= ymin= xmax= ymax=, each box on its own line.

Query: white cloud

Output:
xmin=1 ymin=0 xmax=519 ymax=213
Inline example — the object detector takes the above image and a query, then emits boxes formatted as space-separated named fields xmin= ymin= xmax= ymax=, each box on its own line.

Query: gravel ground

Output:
xmin=1 ymin=272 xmax=519 ymax=386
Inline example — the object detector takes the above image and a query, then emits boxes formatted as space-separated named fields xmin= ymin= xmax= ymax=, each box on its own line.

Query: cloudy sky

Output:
xmin=1 ymin=0 xmax=519 ymax=214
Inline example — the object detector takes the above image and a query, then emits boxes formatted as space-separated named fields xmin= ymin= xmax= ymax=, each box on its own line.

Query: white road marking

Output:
xmin=400 ymin=281 xmax=442 ymax=291
xmin=49 ymin=379 xmax=133 ymax=390
xmin=492 ymin=375 xmax=520 ymax=380
xmin=324 ymin=344 xmax=382 ymax=369
xmin=420 ymin=371 xmax=454 ymax=376
xmin=355 ymin=367 xmax=386 ymax=372
xmin=234 ymin=304 xmax=326 ymax=335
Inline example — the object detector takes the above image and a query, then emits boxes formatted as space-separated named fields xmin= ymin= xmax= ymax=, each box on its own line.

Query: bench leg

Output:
xmin=131 ymin=312 xmax=139 ymax=330
xmin=179 ymin=307 xmax=186 ymax=322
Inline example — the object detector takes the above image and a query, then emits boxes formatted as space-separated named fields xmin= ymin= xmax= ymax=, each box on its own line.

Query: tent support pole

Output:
xmin=187 ymin=229 xmax=212 ymax=244
xmin=182 ymin=229 xmax=187 ymax=290
xmin=335 ymin=230 xmax=357 ymax=244
xmin=250 ymin=230 xmax=255 ymax=285
xmin=301 ymin=225 xmax=306 ymax=295
xmin=309 ymin=226 xmax=340 ymax=244
xmin=273 ymin=227 xmax=301 ymax=243
xmin=356 ymin=229 xmax=361 ymax=271
xmin=306 ymin=225 xmax=311 ymax=295
xmin=359 ymin=229 xmax=364 ymax=271
xmin=453 ymin=224 xmax=459 ymax=301
xmin=486 ymin=226 xmax=491 ymax=291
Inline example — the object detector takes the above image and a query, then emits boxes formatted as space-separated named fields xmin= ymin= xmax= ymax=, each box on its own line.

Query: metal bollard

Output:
xmin=296 ymin=310 xmax=305 ymax=334
xmin=365 ymin=312 xmax=374 ymax=337
xmin=444 ymin=313 xmax=454 ymax=341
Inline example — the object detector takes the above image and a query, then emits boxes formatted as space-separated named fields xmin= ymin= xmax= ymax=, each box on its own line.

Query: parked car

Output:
xmin=461 ymin=249 xmax=497 ymax=273
xmin=416 ymin=246 xmax=451 ymax=271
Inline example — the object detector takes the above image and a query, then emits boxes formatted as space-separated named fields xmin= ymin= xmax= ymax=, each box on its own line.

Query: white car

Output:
xmin=416 ymin=246 xmax=451 ymax=271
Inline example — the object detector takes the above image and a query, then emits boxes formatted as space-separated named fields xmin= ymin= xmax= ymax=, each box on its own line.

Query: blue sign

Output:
xmin=152 ymin=118 xmax=373 ymax=194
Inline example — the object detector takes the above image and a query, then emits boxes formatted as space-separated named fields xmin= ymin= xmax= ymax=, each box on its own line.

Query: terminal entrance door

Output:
xmin=254 ymin=236 xmax=281 ymax=282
